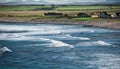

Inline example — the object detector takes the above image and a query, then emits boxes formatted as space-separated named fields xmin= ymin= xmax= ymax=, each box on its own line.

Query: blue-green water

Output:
xmin=0 ymin=23 xmax=120 ymax=69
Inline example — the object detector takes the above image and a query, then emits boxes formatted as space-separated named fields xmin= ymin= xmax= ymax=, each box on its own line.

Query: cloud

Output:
xmin=0 ymin=0 xmax=119 ymax=4
xmin=44 ymin=0 xmax=107 ymax=4
xmin=33 ymin=0 xmax=41 ymax=2
xmin=21 ymin=0 xmax=28 ymax=2
xmin=45 ymin=0 xmax=70 ymax=4
xmin=0 ymin=0 xmax=14 ymax=3
xmin=73 ymin=0 xmax=107 ymax=2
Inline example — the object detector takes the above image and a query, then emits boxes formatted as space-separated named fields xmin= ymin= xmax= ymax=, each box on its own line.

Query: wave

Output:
xmin=0 ymin=47 xmax=12 ymax=57
xmin=65 ymin=34 xmax=90 ymax=40
xmin=0 ymin=25 xmax=44 ymax=31
xmin=77 ymin=40 xmax=113 ymax=46
xmin=1 ymin=47 xmax=12 ymax=52
xmin=95 ymin=41 xmax=112 ymax=46
xmin=0 ymin=24 xmax=61 ymax=32
xmin=60 ymin=29 xmax=94 ymax=33
xmin=49 ymin=40 xmax=74 ymax=48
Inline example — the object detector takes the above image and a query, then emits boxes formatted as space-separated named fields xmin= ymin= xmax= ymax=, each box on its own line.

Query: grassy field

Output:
xmin=0 ymin=6 xmax=51 ymax=11
xmin=0 ymin=5 xmax=120 ymax=11
xmin=0 ymin=5 xmax=119 ymax=22
xmin=56 ymin=6 xmax=120 ymax=11
xmin=72 ymin=17 xmax=92 ymax=21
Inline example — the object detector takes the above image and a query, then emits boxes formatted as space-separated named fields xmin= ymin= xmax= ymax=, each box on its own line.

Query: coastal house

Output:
xmin=111 ymin=12 xmax=120 ymax=18
xmin=43 ymin=12 xmax=63 ymax=17
xmin=91 ymin=12 xmax=110 ymax=18
xmin=111 ymin=13 xmax=117 ymax=18
xmin=77 ymin=13 xmax=90 ymax=17
xmin=99 ymin=12 xmax=111 ymax=18
xmin=115 ymin=12 xmax=120 ymax=18
xmin=91 ymin=12 xmax=100 ymax=18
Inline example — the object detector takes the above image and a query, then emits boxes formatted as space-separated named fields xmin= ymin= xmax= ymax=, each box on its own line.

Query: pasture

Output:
xmin=0 ymin=5 xmax=119 ymax=11
xmin=56 ymin=6 xmax=120 ymax=11
xmin=0 ymin=5 xmax=51 ymax=11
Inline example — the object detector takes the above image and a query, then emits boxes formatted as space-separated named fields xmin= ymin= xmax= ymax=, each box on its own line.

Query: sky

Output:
xmin=0 ymin=0 xmax=120 ymax=5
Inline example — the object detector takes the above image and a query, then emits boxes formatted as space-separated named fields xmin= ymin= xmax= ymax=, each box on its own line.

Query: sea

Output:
xmin=0 ymin=22 xmax=120 ymax=69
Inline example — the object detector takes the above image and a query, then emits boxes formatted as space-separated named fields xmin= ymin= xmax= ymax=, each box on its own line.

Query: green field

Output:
xmin=0 ymin=5 xmax=120 ymax=11
xmin=0 ymin=6 xmax=51 ymax=11
xmin=72 ymin=17 xmax=92 ymax=21
xmin=56 ymin=6 xmax=120 ymax=11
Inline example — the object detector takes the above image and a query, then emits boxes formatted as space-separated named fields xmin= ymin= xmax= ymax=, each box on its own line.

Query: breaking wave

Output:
xmin=49 ymin=40 xmax=74 ymax=48
xmin=77 ymin=40 xmax=113 ymax=46
xmin=0 ymin=47 xmax=12 ymax=53
xmin=65 ymin=34 xmax=90 ymax=40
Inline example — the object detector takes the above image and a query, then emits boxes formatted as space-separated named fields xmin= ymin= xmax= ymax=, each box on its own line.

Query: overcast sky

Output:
xmin=0 ymin=0 xmax=120 ymax=5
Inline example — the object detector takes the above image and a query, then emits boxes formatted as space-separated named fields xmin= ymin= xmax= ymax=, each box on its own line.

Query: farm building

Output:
xmin=91 ymin=12 xmax=100 ymax=18
xmin=44 ymin=12 xmax=63 ymax=17
xmin=111 ymin=13 xmax=117 ymax=18
xmin=115 ymin=12 xmax=120 ymax=18
xmin=99 ymin=12 xmax=111 ymax=18
xmin=110 ymin=12 xmax=120 ymax=18
xmin=77 ymin=13 xmax=90 ymax=17
xmin=91 ymin=12 xmax=111 ymax=18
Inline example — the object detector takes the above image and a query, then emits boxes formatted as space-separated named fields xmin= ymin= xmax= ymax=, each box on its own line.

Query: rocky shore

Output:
xmin=0 ymin=17 xmax=120 ymax=30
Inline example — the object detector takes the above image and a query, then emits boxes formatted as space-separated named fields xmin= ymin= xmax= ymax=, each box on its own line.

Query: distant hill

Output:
xmin=0 ymin=1 xmax=119 ymax=5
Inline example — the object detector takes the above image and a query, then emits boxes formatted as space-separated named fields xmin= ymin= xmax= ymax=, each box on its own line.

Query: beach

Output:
xmin=0 ymin=17 xmax=120 ymax=30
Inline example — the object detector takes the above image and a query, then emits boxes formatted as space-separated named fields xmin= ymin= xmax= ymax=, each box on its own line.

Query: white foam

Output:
xmin=0 ymin=47 xmax=12 ymax=52
xmin=77 ymin=40 xmax=112 ymax=46
xmin=49 ymin=40 xmax=74 ymax=48
xmin=60 ymin=29 xmax=94 ymax=33
xmin=65 ymin=34 xmax=90 ymax=40
xmin=0 ymin=25 xmax=41 ymax=31
xmin=0 ymin=33 xmax=51 ymax=41
xmin=95 ymin=40 xmax=112 ymax=46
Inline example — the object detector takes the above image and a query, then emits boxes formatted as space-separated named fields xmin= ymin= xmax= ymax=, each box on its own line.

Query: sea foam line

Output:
xmin=65 ymin=34 xmax=90 ymax=40
xmin=49 ymin=39 xmax=74 ymax=48
xmin=77 ymin=40 xmax=113 ymax=46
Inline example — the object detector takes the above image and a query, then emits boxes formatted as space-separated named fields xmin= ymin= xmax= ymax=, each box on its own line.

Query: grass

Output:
xmin=72 ymin=17 xmax=92 ymax=21
xmin=0 ymin=5 xmax=119 ymax=22
xmin=0 ymin=6 xmax=51 ymax=11
xmin=56 ymin=6 xmax=120 ymax=11
xmin=0 ymin=5 xmax=120 ymax=11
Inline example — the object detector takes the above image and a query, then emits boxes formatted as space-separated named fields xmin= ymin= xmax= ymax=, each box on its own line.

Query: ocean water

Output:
xmin=0 ymin=23 xmax=120 ymax=69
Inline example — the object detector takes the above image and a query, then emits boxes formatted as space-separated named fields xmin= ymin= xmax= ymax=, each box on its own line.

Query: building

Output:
xmin=91 ymin=12 xmax=111 ymax=18
xmin=91 ymin=12 xmax=100 ymax=18
xmin=115 ymin=12 xmax=120 ymax=18
xmin=111 ymin=13 xmax=117 ymax=18
xmin=99 ymin=12 xmax=111 ymax=18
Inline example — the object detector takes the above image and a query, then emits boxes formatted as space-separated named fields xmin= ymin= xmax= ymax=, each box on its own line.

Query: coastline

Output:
xmin=0 ymin=18 xmax=120 ymax=30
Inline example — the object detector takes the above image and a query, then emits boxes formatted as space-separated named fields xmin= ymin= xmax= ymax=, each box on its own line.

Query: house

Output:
xmin=77 ymin=13 xmax=90 ymax=17
xmin=99 ymin=12 xmax=111 ymax=18
xmin=110 ymin=12 xmax=120 ymax=18
xmin=91 ymin=12 xmax=100 ymax=18
xmin=115 ymin=12 xmax=120 ymax=18
xmin=111 ymin=13 xmax=117 ymax=18
xmin=111 ymin=14 xmax=117 ymax=18
xmin=91 ymin=12 xmax=111 ymax=18
xmin=43 ymin=12 xmax=63 ymax=17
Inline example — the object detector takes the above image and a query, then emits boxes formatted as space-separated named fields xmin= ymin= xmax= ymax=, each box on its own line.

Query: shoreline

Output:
xmin=0 ymin=19 xmax=120 ymax=30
